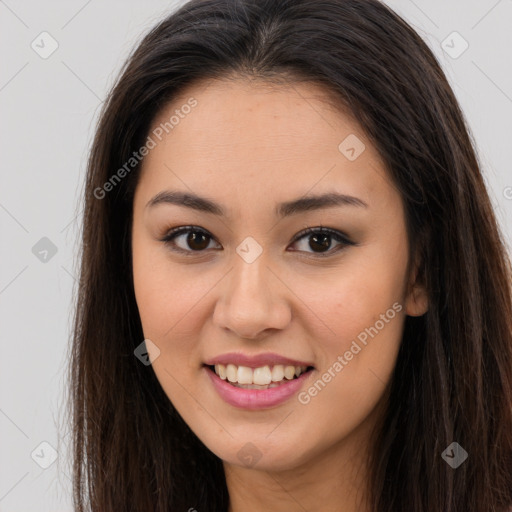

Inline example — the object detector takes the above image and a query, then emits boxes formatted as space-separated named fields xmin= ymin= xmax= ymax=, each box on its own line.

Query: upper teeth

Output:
xmin=214 ymin=364 xmax=308 ymax=385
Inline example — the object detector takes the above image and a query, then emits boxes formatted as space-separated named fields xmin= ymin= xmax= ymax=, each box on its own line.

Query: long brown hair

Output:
xmin=66 ymin=0 xmax=512 ymax=510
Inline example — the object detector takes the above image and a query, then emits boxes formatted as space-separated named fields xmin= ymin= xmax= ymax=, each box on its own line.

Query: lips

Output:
xmin=205 ymin=365 xmax=314 ymax=409
xmin=203 ymin=351 xmax=314 ymax=368
xmin=203 ymin=352 xmax=315 ymax=409
xmin=203 ymin=352 xmax=314 ymax=387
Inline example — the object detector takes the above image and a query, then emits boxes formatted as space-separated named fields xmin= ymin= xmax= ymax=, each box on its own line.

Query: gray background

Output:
xmin=0 ymin=0 xmax=511 ymax=510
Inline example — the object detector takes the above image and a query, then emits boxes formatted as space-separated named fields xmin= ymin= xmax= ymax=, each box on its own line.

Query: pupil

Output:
xmin=310 ymin=233 xmax=331 ymax=252
xmin=187 ymin=231 xmax=209 ymax=250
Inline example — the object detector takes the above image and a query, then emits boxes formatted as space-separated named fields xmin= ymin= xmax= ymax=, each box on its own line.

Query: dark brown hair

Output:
xmin=67 ymin=0 xmax=512 ymax=510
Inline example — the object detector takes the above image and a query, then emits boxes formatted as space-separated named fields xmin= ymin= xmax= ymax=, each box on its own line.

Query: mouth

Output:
xmin=202 ymin=352 xmax=316 ymax=409
xmin=204 ymin=363 xmax=315 ymax=390
xmin=204 ymin=362 xmax=315 ymax=410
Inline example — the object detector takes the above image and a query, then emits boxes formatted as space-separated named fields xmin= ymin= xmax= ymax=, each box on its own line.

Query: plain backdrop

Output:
xmin=0 ymin=0 xmax=511 ymax=510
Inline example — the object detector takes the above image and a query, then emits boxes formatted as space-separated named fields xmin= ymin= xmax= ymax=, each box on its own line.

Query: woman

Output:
xmin=67 ymin=0 xmax=512 ymax=510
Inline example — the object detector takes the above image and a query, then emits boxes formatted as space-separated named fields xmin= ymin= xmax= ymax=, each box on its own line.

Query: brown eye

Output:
xmin=308 ymin=232 xmax=331 ymax=252
xmin=289 ymin=227 xmax=354 ymax=256
xmin=183 ymin=230 xmax=210 ymax=250
xmin=161 ymin=226 xmax=221 ymax=254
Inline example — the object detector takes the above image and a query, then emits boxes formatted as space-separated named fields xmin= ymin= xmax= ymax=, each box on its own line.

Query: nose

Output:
xmin=212 ymin=254 xmax=291 ymax=340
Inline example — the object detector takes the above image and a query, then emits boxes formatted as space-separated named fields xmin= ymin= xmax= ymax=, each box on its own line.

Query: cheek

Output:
xmin=287 ymin=243 xmax=407 ymax=427
xmin=132 ymin=239 xmax=205 ymax=340
xmin=290 ymin=265 xmax=405 ymax=444
xmin=132 ymin=245 xmax=209 ymax=402
xmin=293 ymin=251 xmax=407 ymax=354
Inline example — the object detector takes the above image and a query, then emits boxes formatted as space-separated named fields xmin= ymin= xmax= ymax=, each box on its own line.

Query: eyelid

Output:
xmin=159 ymin=225 xmax=220 ymax=256
xmin=160 ymin=224 xmax=355 ymax=256
xmin=288 ymin=226 xmax=355 ymax=258
xmin=291 ymin=225 xmax=353 ymax=245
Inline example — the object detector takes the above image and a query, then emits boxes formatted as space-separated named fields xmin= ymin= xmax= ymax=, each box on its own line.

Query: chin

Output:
xmin=199 ymin=430 xmax=314 ymax=472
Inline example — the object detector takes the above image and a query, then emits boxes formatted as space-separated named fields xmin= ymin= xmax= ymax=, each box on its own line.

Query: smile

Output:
xmin=204 ymin=364 xmax=315 ymax=410
xmin=211 ymin=363 xmax=311 ymax=388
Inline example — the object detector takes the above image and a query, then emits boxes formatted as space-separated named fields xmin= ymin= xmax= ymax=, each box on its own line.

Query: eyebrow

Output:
xmin=145 ymin=190 xmax=368 ymax=217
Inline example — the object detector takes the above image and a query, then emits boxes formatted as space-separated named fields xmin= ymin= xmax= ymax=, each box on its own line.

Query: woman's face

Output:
xmin=131 ymin=78 xmax=427 ymax=472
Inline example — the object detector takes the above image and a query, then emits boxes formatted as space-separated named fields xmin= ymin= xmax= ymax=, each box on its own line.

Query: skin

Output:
xmin=131 ymin=77 xmax=428 ymax=512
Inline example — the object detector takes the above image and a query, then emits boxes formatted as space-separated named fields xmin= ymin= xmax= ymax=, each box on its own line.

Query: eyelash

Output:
xmin=159 ymin=225 xmax=355 ymax=258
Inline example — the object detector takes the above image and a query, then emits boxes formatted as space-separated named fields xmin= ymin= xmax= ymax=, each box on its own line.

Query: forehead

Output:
xmin=149 ymin=77 xmax=366 ymax=156
xmin=136 ymin=77 xmax=395 ymax=216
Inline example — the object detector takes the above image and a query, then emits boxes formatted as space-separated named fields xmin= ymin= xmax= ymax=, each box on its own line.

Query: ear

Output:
xmin=404 ymin=252 xmax=428 ymax=317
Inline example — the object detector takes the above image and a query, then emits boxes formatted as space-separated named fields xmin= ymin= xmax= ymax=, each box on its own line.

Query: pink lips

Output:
xmin=203 ymin=351 xmax=313 ymax=369
xmin=204 ymin=364 xmax=314 ymax=410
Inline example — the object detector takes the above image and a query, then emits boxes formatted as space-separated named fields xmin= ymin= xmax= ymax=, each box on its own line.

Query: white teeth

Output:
xmin=271 ymin=365 xmax=284 ymax=382
xmin=253 ymin=366 xmax=272 ymax=385
xmin=226 ymin=364 xmax=237 ymax=383
xmin=284 ymin=365 xmax=296 ymax=380
xmin=237 ymin=366 xmax=253 ymax=384
xmin=217 ymin=364 xmax=227 ymax=380
xmin=213 ymin=363 xmax=309 ymax=385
